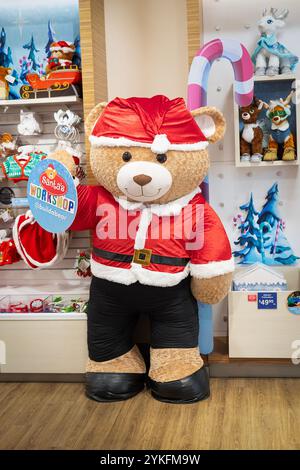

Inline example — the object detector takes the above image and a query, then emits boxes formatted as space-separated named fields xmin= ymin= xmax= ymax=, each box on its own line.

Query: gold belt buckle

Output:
xmin=133 ymin=248 xmax=152 ymax=266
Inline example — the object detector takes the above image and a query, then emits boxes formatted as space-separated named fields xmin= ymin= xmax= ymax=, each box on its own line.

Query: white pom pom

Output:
xmin=151 ymin=134 xmax=170 ymax=154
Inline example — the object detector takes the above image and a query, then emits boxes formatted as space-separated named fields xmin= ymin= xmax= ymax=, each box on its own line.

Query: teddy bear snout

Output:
xmin=242 ymin=112 xmax=250 ymax=120
xmin=133 ymin=174 xmax=152 ymax=187
xmin=116 ymin=160 xmax=173 ymax=202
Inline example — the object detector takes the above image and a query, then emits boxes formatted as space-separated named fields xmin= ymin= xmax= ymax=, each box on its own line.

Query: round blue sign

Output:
xmin=27 ymin=159 xmax=78 ymax=233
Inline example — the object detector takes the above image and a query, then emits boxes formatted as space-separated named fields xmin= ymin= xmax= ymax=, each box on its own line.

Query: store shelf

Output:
xmin=236 ymin=160 xmax=300 ymax=168
xmin=208 ymin=337 xmax=292 ymax=365
xmin=0 ymin=96 xmax=82 ymax=106
xmin=0 ymin=312 xmax=86 ymax=320
xmin=208 ymin=337 xmax=300 ymax=377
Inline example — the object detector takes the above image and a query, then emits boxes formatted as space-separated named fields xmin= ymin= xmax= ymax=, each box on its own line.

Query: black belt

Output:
xmin=93 ymin=247 xmax=190 ymax=267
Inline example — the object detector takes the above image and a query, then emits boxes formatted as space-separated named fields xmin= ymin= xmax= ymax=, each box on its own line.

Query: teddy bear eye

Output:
xmin=156 ymin=154 xmax=167 ymax=164
xmin=122 ymin=151 xmax=132 ymax=162
xmin=250 ymin=109 xmax=254 ymax=114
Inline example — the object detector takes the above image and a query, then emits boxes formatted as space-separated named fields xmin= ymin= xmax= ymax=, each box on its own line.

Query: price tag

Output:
xmin=5 ymin=74 xmax=15 ymax=84
xmin=257 ymin=292 xmax=277 ymax=310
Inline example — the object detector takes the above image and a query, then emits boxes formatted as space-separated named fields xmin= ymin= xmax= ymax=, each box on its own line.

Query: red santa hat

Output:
xmin=50 ymin=41 xmax=74 ymax=53
xmin=13 ymin=211 xmax=69 ymax=269
xmin=89 ymin=95 xmax=208 ymax=153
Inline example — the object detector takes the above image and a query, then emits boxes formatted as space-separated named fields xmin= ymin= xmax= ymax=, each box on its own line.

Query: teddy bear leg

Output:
xmin=86 ymin=346 xmax=146 ymax=402
xmin=147 ymin=282 xmax=209 ymax=403
xmin=85 ymin=277 xmax=146 ymax=402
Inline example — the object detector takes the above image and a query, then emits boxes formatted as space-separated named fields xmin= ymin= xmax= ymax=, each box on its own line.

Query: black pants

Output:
xmin=88 ymin=276 xmax=199 ymax=362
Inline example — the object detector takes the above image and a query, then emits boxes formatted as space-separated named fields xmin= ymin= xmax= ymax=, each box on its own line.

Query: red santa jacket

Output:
xmin=70 ymin=185 xmax=234 ymax=287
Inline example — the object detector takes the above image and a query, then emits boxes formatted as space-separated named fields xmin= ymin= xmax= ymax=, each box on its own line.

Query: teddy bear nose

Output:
xmin=133 ymin=174 xmax=152 ymax=186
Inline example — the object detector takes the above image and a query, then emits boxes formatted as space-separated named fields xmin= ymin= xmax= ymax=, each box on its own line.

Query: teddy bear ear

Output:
xmin=85 ymin=102 xmax=108 ymax=136
xmin=191 ymin=106 xmax=226 ymax=143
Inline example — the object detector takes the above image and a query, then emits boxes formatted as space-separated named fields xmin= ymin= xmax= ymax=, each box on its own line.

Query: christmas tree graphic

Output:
xmin=23 ymin=35 xmax=39 ymax=71
xmin=233 ymin=193 xmax=262 ymax=264
xmin=73 ymin=35 xmax=81 ymax=68
xmin=0 ymin=27 xmax=13 ymax=67
xmin=234 ymin=183 xmax=299 ymax=265
xmin=45 ymin=21 xmax=55 ymax=58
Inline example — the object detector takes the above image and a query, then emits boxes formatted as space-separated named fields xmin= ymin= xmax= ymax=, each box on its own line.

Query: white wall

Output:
xmin=104 ymin=0 xmax=188 ymax=99
xmin=203 ymin=0 xmax=300 ymax=334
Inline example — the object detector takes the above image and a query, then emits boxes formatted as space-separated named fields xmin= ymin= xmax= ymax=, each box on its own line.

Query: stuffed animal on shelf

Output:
xmin=46 ymin=41 xmax=75 ymax=74
xmin=240 ymin=97 xmax=264 ymax=162
xmin=261 ymin=91 xmax=296 ymax=161
xmin=252 ymin=8 xmax=298 ymax=76
xmin=47 ymin=95 xmax=234 ymax=404
xmin=0 ymin=66 xmax=12 ymax=100
xmin=0 ymin=133 xmax=17 ymax=159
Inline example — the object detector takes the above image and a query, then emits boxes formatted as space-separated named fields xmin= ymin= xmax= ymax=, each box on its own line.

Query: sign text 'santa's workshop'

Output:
xmin=29 ymin=183 xmax=75 ymax=214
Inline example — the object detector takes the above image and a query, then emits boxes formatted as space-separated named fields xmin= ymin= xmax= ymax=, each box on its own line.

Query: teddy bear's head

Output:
xmin=49 ymin=41 xmax=75 ymax=62
xmin=86 ymin=96 xmax=225 ymax=204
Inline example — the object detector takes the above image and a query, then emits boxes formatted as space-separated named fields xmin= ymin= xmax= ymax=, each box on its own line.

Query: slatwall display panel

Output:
xmin=202 ymin=0 xmax=300 ymax=335
xmin=0 ymin=100 xmax=90 ymax=282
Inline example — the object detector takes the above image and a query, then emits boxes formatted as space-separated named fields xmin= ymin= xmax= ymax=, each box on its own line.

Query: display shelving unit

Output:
xmin=234 ymin=74 xmax=300 ymax=168
xmin=0 ymin=96 xmax=82 ymax=107
xmin=0 ymin=0 xmax=108 ymax=377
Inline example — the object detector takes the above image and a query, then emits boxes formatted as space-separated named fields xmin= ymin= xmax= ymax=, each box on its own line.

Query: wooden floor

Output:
xmin=0 ymin=379 xmax=300 ymax=450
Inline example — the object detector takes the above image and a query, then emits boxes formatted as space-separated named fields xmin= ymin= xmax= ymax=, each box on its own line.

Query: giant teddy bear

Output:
xmin=38 ymin=96 xmax=234 ymax=403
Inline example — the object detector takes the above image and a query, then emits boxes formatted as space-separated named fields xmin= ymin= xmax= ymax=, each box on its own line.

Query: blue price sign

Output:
xmin=27 ymin=159 xmax=77 ymax=233
xmin=258 ymin=292 xmax=278 ymax=310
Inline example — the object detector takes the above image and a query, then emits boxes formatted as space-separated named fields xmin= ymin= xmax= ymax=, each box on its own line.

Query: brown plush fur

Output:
xmin=90 ymin=146 xmax=210 ymax=205
xmin=47 ymin=150 xmax=77 ymax=176
xmin=149 ymin=348 xmax=203 ymax=382
xmin=191 ymin=272 xmax=233 ymax=304
xmin=86 ymin=346 xmax=146 ymax=373
xmin=0 ymin=67 xmax=12 ymax=100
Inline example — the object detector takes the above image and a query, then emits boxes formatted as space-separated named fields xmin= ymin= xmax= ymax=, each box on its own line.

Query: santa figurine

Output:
xmin=46 ymin=41 xmax=75 ymax=74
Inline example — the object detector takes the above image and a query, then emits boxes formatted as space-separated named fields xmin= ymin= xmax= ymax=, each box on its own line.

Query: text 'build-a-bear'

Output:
xmin=48 ymin=95 xmax=234 ymax=403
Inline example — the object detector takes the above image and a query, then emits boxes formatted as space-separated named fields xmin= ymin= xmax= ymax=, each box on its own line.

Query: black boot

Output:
xmin=86 ymin=372 xmax=146 ymax=402
xmin=148 ymin=366 xmax=210 ymax=404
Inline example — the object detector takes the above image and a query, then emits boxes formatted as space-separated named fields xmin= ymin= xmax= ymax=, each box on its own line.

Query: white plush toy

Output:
xmin=17 ymin=110 xmax=43 ymax=136
xmin=252 ymin=8 xmax=299 ymax=76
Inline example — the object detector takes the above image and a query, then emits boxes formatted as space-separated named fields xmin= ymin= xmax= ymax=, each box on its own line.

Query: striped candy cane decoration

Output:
xmin=187 ymin=39 xmax=254 ymax=354
xmin=188 ymin=38 xmax=254 ymax=111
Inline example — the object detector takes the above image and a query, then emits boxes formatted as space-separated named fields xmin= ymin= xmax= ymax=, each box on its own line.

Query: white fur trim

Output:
xmin=91 ymin=258 xmax=190 ymax=287
xmin=58 ymin=59 xmax=72 ymax=65
xmin=190 ymin=257 xmax=235 ymax=279
xmin=151 ymin=134 xmax=170 ymax=153
xmin=89 ymin=135 xmax=208 ymax=152
xmin=134 ymin=208 xmax=152 ymax=250
xmin=115 ymin=186 xmax=201 ymax=216
xmin=150 ymin=187 xmax=201 ymax=216
xmin=91 ymin=258 xmax=136 ymax=285
xmin=50 ymin=46 xmax=74 ymax=53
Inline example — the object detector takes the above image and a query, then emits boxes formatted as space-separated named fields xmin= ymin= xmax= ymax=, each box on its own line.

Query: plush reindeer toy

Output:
xmin=240 ymin=97 xmax=264 ymax=162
